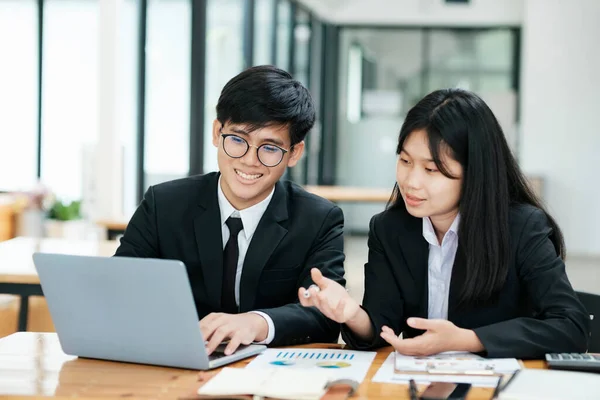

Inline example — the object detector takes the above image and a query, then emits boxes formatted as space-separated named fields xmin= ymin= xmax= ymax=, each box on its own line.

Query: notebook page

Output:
xmin=198 ymin=367 xmax=333 ymax=400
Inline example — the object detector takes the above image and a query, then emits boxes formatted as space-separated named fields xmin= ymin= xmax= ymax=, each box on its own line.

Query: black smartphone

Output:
xmin=419 ymin=382 xmax=472 ymax=400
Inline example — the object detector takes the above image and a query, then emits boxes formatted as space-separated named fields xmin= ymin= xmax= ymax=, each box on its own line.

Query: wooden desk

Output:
xmin=0 ymin=332 xmax=545 ymax=400
xmin=0 ymin=238 xmax=119 ymax=332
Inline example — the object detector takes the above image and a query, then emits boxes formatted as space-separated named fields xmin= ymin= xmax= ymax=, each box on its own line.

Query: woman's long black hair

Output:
xmin=388 ymin=88 xmax=565 ymax=304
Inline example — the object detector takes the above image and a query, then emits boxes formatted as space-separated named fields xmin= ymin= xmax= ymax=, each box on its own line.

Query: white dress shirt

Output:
xmin=217 ymin=177 xmax=276 ymax=344
xmin=422 ymin=214 xmax=460 ymax=320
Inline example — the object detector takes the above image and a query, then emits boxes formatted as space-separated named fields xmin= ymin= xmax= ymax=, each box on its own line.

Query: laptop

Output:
xmin=32 ymin=253 xmax=266 ymax=369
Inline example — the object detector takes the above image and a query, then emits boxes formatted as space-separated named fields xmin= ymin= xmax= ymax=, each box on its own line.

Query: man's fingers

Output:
xmin=206 ymin=325 xmax=232 ymax=355
xmin=199 ymin=313 xmax=220 ymax=332
xmin=225 ymin=334 xmax=243 ymax=356
xmin=201 ymin=315 xmax=227 ymax=342
xmin=240 ymin=336 xmax=253 ymax=346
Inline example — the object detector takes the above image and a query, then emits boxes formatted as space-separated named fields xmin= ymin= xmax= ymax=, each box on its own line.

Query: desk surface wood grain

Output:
xmin=0 ymin=332 xmax=545 ymax=400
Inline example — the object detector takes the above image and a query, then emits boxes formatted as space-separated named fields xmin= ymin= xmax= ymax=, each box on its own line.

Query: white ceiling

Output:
xmin=295 ymin=0 xmax=523 ymax=26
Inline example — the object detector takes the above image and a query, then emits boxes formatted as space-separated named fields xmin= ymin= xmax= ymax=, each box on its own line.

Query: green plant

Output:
xmin=47 ymin=200 xmax=82 ymax=221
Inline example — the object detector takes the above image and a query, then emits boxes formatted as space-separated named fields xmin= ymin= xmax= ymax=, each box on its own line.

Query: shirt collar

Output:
xmin=422 ymin=213 xmax=460 ymax=247
xmin=217 ymin=176 xmax=275 ymax=241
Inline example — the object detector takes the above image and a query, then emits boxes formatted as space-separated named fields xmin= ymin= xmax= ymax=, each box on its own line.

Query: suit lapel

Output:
xmin=396 ymin=210 xmax=429 ymax=318
xmin=193 ymin=174 xmax=224 ymax=310
xmin=239 ymin=181 xmax=288 ymax=311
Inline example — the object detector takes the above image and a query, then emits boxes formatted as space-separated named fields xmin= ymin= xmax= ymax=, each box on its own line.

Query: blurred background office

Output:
xmin=0 ymin=0 xmax=599 ymax=336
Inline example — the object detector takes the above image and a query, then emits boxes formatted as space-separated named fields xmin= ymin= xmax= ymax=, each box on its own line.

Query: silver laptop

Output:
xmin=32 ymin=253 xmax=266 ymax=369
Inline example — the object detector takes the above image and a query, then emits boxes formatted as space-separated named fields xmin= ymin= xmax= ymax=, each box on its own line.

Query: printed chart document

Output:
xmin=373 ymin=351 xmax=521 ymax=387
xmin=245 ymin=348 xmax=376 ymax=383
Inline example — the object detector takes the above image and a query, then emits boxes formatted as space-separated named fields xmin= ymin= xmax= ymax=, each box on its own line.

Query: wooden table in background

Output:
xmin=96 ymin=185 xmax=393 ymax=240
xmin=0 ymin=238 xmax=119 ymax=332
xmin=0 ymin=332 xmax=545 ymax=400
xmin=0 ymin=195 xmax=16 ymax=242
xmin=303 ymin=185 xmax=391 ymax=203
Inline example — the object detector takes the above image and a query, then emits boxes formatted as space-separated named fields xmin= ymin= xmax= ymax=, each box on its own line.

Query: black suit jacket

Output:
xmin=115 ymin=172 xmax=346 ymax=346
xmin=342 ymin=204 xmax=590 ymax=359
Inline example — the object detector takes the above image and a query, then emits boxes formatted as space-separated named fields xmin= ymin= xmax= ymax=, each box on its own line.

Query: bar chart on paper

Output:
xmin=246 ymin=348 xmax=377 ymax=382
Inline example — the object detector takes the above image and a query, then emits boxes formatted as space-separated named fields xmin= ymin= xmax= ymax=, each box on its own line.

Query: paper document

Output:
xmin=245 ymin=348 xmax=376 ymax=383
xmin=198 ymin=367 xmax=332 ymax=400
xmin=498 ymin=369 xmax=600 ymax=400
xmin=373 ymin=351 xmax=521 ymax=387
xmin=394 ymin=352 xmax=521 ymax=375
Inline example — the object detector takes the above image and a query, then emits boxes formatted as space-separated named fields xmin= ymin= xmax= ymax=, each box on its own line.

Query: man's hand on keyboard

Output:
xmin=200 ymin=312 xmax=268 ymax=356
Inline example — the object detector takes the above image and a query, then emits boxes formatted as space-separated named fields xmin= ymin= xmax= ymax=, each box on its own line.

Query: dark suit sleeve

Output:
xmin=257 ymin=206 xmax=346 ymax=346
xmin=341 ymin=215 xmax=406 ymax=350
xmin=473 ymin=209 xmax=590 ymax=358
xmin=113 ymin=187 xmax=161 ymax=259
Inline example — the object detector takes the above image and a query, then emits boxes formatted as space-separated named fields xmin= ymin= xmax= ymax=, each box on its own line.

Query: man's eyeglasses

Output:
xmin=220 ymin=131 xmax=290 ymax=167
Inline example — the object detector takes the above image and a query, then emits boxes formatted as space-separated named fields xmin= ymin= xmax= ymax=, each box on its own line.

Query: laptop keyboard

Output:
xmin=208 ymin=344 xmax=250 ymax=361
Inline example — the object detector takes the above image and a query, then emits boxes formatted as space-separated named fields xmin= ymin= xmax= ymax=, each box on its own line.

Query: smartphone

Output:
xmin=419 ymin=382 xmax=472 ymax=400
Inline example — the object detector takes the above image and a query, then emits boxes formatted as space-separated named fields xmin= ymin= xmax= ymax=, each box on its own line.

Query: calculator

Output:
xmin=545 ymin=353 xmax=600 ymax=373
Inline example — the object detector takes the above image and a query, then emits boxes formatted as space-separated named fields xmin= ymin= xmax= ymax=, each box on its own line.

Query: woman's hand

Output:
xmin=380 ymin=318 xmax=484 ymax=356
xmin=298 ymin=268 xmax=360 ymax=323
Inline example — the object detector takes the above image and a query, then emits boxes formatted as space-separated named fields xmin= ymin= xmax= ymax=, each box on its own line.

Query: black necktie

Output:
xmin=222 ymin=217 xmax=243 ymax=313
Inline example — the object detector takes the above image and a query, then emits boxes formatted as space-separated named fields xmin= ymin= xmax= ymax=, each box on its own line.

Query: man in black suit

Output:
xmin=115 ymin=66 xmax=345 ymax=356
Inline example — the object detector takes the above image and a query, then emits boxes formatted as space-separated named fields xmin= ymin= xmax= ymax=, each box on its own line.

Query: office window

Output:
xmin=40 ymin=0 xmax=99 ymax=202
xmin=253 ymin=0 xmax=275 ymax=66
xmin=275 ymin=0 xmax=291 ymax=71
xmin=203 ymin=0 xmax=244 ymax=173
xmin=293 ymin=9 xmax=311 ymax=86
xmin=0 ymin=1 xmax=38 ymax=192
xmin=335 ymin=27 xmax=518 ymax=232
xmin=119 ymin=0 xmax=139 ymax=216
xmin=144 ymin=0 xmax=191 ymax=188
xmin=288 ymin=8 xmax=311 ymax=184
xmin=427 ymin=30 xmax=514 ymax=93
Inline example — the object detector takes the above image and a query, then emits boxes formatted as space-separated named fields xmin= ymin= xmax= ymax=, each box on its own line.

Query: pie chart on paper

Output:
xmin=269 ymin=360 xmax=296 ymax=366
xmin=316 ymin=361 xmax=352 ymax=369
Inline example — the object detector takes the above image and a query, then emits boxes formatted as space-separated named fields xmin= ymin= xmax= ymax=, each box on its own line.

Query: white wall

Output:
xmin=297 ymin=0 xmax=523 ymax=26
xmin=520 ymin=0 xmax=600 ymax=256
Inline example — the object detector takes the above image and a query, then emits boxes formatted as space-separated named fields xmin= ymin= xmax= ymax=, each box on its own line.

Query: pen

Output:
xmin=491 ymin=369 xmax=521 ymax=399
xmin=502 ymin=369 xmax=521 ymax=389
xmin=302 ymin=284 xmax=320 ymax=298
xmin=491 ymin=375 xmax=503 ymax=400
xmin=408 ymin=379 xmax=418 ymax=400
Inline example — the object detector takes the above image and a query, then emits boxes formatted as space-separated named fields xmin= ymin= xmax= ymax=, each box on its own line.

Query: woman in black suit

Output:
xmin=299 ymin=88 xmax=590 ymax=359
